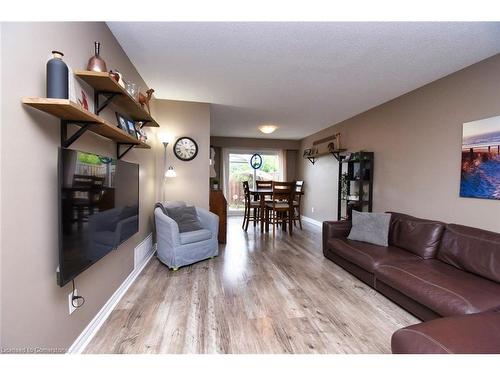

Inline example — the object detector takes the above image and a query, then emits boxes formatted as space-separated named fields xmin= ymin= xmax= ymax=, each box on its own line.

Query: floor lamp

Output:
xmin=159 ymin=133 xmax=176 ymax=202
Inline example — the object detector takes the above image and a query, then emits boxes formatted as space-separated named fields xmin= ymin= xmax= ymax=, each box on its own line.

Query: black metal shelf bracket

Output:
xmin=60 ymin=120 xmax=95 ymax=148
xmin=306 ymin=156 xmax=316 ymax=165
xmin=117 ymin=143 xmax=135 ymax=159
xmin=95 ymin=92 xmax=118 ymax=115
xmin=330 ymin=151 xmax=342 ymax=162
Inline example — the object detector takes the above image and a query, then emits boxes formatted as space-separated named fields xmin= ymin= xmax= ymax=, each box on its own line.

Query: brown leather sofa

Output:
xmin=322 ymin=212 xmax=500 ymax=354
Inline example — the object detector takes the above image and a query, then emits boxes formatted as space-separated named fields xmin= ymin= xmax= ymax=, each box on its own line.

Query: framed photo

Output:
xmin=115 ymin=112 xmax=129 ymax=133
xmin=126 ymin=119 xmax=138 ymax=138
xmin=115 ymin=112 xmax=138 ymax=139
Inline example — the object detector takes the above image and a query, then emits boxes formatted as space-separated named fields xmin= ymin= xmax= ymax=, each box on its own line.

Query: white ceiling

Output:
xmin=108 ymin=22 xmax=500 ymax=140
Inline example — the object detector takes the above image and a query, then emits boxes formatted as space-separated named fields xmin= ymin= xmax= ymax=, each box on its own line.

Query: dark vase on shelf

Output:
xmin=46 ymin=50 xmax=69 ymax=99
xmin=87 ymin=41 xmax=107 ymax=72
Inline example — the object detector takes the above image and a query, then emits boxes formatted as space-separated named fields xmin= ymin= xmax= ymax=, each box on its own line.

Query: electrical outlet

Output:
xmin=68 ymin=289 xmax=77 ymax=315
xmin=311 ymin=206 xmax=315 ymax=213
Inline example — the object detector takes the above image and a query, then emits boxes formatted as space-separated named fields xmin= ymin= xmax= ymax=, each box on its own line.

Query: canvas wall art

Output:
xmin=460 ymin=115 xmax=500 ymax=200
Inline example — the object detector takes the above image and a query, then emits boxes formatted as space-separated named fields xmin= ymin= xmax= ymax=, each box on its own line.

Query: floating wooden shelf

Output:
xmin=304 ymin=149 xmax=348 ymax=164
xmin=22 ymin=97 xmax=151 ymax=149
xmin=74 ymin=70 xmax=159 ymax=127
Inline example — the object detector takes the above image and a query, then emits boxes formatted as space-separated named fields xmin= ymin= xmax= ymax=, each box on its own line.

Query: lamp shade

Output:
xmin=165 ymin=166 xmax=176 ymax=178
xmin=158 ymin=132 xmax=174 ymax=144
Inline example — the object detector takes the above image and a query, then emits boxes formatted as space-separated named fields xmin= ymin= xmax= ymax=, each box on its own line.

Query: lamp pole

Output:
xmin=163 ymin=141 xmax=169 ymax=202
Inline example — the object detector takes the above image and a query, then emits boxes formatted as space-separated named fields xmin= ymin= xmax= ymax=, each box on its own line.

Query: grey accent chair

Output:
xmin=154 ymin=201 xmax=219 ymax=270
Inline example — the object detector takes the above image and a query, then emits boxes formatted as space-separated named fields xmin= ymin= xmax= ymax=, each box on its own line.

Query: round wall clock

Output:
xmin=173 ymin=137 xmax=198 ymax=161
xmin=250 ymin=153 xmax=263 ymax=169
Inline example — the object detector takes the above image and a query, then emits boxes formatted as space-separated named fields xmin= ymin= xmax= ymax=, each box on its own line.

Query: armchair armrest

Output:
xmin=322 ymin=220 xmax=352 ymax=253
xmin=196 ymin=207 xmax=219 ymax=238
xmin=154 ymin=208 xmax=181 ymax=247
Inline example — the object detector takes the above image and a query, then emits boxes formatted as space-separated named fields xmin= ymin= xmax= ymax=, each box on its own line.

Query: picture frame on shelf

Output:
xmin=116 ymin=112 xmax=137 ymax=138
xmin=115 ymin=112 xmax=129 ymax=133
xmin=126 ymin=119 xmax=138 ymax=138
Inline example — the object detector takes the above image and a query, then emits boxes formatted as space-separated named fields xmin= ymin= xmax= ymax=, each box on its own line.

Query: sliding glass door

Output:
xmin=223 ymin=150 xmax=282 ymax=213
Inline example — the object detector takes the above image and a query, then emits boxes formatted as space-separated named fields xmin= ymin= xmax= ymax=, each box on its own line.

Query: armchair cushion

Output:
xmin=180 ymin=229 xmax=212 ymax=245
xmin=166 ymin=206 xmax=204 ymax=233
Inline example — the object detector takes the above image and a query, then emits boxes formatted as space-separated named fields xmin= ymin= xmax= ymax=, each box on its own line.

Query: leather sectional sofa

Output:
xmin=322 ymin=212 xmax=500 ymax=354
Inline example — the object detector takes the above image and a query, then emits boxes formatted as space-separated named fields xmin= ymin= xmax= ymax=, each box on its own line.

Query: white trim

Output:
xmin=67 ymin=233 xmax=156 ymax=354
xmin=301 ymin=215 xmax=322 ymax=227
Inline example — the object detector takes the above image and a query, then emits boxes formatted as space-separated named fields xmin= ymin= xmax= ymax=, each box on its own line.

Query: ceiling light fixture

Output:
xmin=259 ymin=125 xmax=278 ymax=134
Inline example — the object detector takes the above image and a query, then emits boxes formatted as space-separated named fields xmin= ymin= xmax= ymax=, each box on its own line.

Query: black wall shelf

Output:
xmin=338 ymin=151 xmax=374 ymax=220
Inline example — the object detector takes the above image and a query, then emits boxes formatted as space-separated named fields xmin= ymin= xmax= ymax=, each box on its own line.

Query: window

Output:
xmin=223 ymin=150 xmax=283 ymax=213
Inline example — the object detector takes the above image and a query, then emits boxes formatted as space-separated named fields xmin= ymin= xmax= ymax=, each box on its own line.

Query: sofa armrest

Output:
xmin=391 ymin=311 xmax=500 ymax=354
xmin=196 ymin=207 xmax=219 ymax=238
xmin=322 ymin=220 xmax=352 ymax=252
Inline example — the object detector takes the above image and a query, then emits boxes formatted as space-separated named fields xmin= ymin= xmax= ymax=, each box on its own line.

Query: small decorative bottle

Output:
xmin=46 ymin=50 xmax=69 ymax=99
xmin=87 ymin=41 xmax=107 ymax=72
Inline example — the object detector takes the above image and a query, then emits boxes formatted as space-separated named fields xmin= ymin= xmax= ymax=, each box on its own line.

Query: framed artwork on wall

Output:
xmin=460 ymin=115 xmax=500 ymax=200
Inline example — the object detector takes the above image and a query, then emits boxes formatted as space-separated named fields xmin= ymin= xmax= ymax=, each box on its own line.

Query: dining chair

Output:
xmin=265 ymin=181 xmax=296 ymax=236
xmin=256 ymin=180 xmax=273 ymax=202
xmin=242 ymin=181 xmax=260 ymax=231
xmin=293 ymin=180 xmax=304 ymax=230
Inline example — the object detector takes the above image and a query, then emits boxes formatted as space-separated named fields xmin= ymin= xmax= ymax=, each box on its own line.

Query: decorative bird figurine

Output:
xmin=138 ymin=88 xmax=155 ymax=114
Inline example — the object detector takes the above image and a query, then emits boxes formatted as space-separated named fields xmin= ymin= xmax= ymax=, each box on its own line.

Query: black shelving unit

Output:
xmin=337 ymin=151 xmax=374 ymax=220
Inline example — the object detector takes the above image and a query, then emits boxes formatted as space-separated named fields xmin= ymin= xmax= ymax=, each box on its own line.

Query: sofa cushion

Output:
xmin=347 ymin=211 xmax=392 ymax=246
xmin=391 ymin=311 xmax=500 ymax=354
xmin=166 ymin=206 xmax=204 ymax=233
xmin=327 ymin=238 xmax=421 ymax=273
xmin=180 ymin=229 xmax=212 ymax=245
xmin=388 ymin=212 xmax=445 ymax=259
xmin=375 ymin=259 xmax=500 ymax=316
xmin=437 ymin=224 xmax=500 ymax=283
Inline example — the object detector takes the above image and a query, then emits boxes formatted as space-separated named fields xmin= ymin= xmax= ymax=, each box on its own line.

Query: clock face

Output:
xmin=173 ymin=137 xmax=198 ymax=161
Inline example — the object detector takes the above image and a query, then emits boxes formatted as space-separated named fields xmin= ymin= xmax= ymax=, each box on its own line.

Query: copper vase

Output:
xmin=87 ymin=41 xmax=107 ymax=72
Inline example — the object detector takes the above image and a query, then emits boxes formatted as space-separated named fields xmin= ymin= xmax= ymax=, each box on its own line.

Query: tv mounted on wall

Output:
xmin=57 ymin=148 xmax=139 ymax=286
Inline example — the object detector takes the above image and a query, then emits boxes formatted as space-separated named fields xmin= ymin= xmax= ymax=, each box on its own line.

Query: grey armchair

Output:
xmin=154 ymin=203 xmax=219 ymax=270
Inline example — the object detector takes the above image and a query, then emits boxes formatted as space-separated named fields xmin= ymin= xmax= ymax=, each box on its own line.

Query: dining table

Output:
xmin=249 ymin=187 xmax=304 ymax=233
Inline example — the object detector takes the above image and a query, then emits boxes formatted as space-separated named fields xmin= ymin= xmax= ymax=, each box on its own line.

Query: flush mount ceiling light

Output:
xmin=259 ymin=124 xmax=278 ymax=134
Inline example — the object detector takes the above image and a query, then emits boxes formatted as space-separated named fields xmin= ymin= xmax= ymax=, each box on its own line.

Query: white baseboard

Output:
xmin=67 ymin=233 xmax=155 ymax=354
xmin=301 ymin=215 xmax=323 ymax=227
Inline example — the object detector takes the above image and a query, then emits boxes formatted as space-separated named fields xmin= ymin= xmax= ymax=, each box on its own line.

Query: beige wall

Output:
xmin=298 ymin=53 xmax=500 ymax=233
xmin=153 ymin=99 xmax=210 ymax=209
xmin=0 ymin=22 xmax=157 ymax=351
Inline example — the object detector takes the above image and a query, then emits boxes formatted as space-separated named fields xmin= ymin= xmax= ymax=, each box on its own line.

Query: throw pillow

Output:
xmin=347 ymin=211 xmax=392 ymax=246
xmin=166 ymin=206 xmax=204 ymax=233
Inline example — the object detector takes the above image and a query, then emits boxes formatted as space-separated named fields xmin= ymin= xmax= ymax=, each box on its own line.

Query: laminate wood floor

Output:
xmin=84 ymin=217 xmax=420 ymax=354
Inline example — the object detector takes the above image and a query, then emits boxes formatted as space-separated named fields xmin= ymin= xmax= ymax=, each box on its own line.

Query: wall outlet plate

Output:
xmin=68 ymin=289 xmax=77 ymax=315
xmin=311 ymin=206 xmax=315 ymax=213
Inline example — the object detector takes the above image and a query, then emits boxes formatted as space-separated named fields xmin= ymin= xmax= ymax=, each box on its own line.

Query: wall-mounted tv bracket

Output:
xmin=60 ymin=120 xmax=94 ymax=148
xmin=117 ymin=143 xmax=136 ymax=159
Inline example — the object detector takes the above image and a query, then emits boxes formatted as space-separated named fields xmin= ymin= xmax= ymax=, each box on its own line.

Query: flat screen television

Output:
xmin=57 ymin=148 xmax=139 ymax=286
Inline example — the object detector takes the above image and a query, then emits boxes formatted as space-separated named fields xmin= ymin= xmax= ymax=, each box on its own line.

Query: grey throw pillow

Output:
xmin=166 ymin=206 xmax=204 ymax=233
xmin=347 ymin=211 xmax=392 ymax=246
